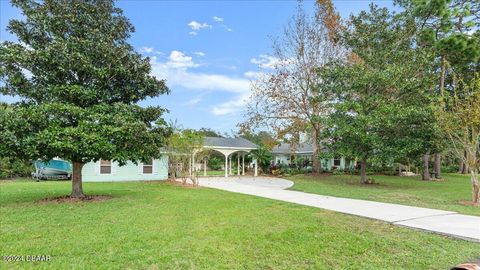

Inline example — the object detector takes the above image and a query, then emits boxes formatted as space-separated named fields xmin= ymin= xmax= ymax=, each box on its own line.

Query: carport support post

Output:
xmin=254 ymin=159 xmax=258 ymax=177
xmin=224 ymin=154 xmax=228 ymax=178
xmin=237 ymin=155 xmax=240 ymax=176
xmin=242 ymin=154 xmax=245 ymax=176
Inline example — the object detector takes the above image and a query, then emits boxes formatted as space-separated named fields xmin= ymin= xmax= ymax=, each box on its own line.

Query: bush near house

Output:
xmin=0 ymin=157 xmax=33 ymax=179
xmin=208 ymin=156 xmax=223 ymax=170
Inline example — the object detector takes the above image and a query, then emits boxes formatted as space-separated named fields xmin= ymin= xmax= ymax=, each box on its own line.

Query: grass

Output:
xmin=287 ymin=173 xmax=480 ymax=216
xmin=201 ymin=169 xmax=241 ymax=176
xmin=1 ymin=179 xmax=479 ymax=269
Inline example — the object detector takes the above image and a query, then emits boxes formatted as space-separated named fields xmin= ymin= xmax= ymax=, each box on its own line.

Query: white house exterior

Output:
xmin=272 ymin=143 xmax=355 ymax=171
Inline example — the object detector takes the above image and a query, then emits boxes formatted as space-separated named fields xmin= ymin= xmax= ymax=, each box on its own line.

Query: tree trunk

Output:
xmin=71 ymin=161 xmax=86 ymax=198
xmin=434 ymin=153 xmax=441 ymax=179
xmin=422 ymin=154 xmax=430 ymax=181
xmin=312 ymin=127 xmax=322 ymax=173
xmin=459 ymin=159 xmax=464 ymax=174
xmin=461 ymin=150 xmax=469 ymax=174
xmin=471 ymin=170 xmax=479 ymax=204
xmin=439 ymin=55 xmax=446 ymax=97
xmin=360 ymin=160 xmax=367 ymax=184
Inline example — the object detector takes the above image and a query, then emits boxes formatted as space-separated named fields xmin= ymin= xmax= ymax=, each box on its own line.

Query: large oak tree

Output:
xmin=320 ymin=5 xmax=437 ymax=183
xmin=0 ymin=0 xmax=170 ymax=197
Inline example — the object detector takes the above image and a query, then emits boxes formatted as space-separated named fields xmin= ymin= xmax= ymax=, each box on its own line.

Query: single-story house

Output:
xmin=271 ymin=143 xmax=355 ymax=171
xmin=82 ymin=157 xmax=169 ymax=182
xmin=81 ymin=136 xmax=259 ymax=182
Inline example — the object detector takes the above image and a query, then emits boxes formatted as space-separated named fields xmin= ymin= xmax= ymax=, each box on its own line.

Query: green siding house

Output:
xmin=82 ymin=156 xmax=169 ymax=182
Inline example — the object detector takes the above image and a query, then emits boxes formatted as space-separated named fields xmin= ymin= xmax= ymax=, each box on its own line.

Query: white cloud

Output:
xmin=150 ymin=51 xmax=249 ymax=94
xmin=250 ymin=54 xmax=280 ymax=69
xmin=189 ymin=31 xmax=198 ymax=36
xmin=244 ymin=71 xmax=264 ymax=79
xmin=150 ymin=50 xmax=253 ymax=116
xmin=194 ymin=51 xmax=206 ymax=57
xmin=140 ymin=47 xmax=154 ymax=53
xmin=186 ymin=97 xmax=202 ymax=106
xmin=188 ymin=21 xmax=211 ymax=30
xmin=167 ymin=50 xmax=200 ymax=69
xmin=211 ymin=92 xmax=250 ymax=116
xmin=213 ymin=16 xmax=224 ymax=22
xmin=139 ymin=46 xmax=164 ymax=55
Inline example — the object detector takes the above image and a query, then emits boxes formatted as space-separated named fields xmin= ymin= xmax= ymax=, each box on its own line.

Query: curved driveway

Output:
xmin=198 ymin=176 xmax=480 ymax=242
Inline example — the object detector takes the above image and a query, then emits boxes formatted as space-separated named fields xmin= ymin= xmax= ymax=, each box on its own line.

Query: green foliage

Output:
xmin=398 ymin=0 xmax=480 ymax=81
xmin=0 ymin=0 xmax=170 ymax=168
xmin=208 ymin=156 xmax=223 ymax=170
xmin=251 ymin=144 xmax=273 ymax=173
xmin=165 ymin=129 xmax=205 ymax=184
xmin=441 ymin=165 xmax=460 ymax=173
xmin=187 ymin=127 xmax=222 ymax=138
xmin=319 ymin=5 xmax=439 ymax=171
xmin=0 ymin=157 xmax=33 ymax=179
xmin=239 ymin=130 xmax=275 ymax=148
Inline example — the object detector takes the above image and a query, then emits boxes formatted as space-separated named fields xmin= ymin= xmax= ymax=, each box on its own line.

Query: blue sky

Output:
xmin=0 ymin=0 xmax=396 ymax=134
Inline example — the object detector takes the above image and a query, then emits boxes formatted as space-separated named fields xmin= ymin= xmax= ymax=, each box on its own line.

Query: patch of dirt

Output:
xmin=166 ymin=180 xmax=200 ymax=189
xmin=459 ymin=201 xmax=480 ymax=207
xmin=39 ymin=195 xmax=113 ymax=204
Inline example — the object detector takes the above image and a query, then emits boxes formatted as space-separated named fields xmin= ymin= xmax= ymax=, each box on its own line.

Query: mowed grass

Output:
xmin=1 ymin=180 xmax=479 ymax=269
xmin=288 ymin=173 xmax=480 ymax=216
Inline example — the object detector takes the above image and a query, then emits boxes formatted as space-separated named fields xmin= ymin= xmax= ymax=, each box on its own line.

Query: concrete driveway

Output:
xmin=198 ymin=176 xmax=480 ymax=242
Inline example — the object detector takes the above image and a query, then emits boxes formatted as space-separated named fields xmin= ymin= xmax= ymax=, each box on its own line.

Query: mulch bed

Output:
xmin=459 ymin=201 xmax=480 ymax=207
xmin=39 ymin=195 xmax=113 ymax=203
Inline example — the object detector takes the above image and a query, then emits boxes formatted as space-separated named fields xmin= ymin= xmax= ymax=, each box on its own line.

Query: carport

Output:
xmin=200 ymin=137 xmax=258 ymax=178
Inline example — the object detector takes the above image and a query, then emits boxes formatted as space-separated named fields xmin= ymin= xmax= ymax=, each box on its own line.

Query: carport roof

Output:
xmin=203 ymin=137 xmax=258 ymax=149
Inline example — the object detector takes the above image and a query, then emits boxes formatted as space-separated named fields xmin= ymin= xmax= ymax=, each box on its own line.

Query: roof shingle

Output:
xmin=203 ymin=137 xmax=258 ymax=149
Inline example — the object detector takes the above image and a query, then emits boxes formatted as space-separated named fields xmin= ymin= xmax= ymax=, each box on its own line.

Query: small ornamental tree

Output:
xmin=251 ymin=145 xmax=273 ymax=174
xmin=437 ymin=75 xmax=480 ymax=204
xmin=165 ymin=129 xmax=206 ymax=186
xmin=0 ymin=0 xmax=170 ymax=197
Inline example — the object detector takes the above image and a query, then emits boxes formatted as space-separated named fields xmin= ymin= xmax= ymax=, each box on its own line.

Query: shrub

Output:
xmin=208 ymin=156 xmax=222 ymax=170
xmin=441 ymin=165 xmax=459 ymax=173
xmin=0 ymin=157 xmax=33 ymax=179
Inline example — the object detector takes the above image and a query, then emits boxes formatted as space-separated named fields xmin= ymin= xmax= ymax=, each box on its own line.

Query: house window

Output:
xmin=100 ymin=160 xmax=111 ymax=174
xmin=334 ymin=158 xmax=341 ymax=166
xmin=143 ymin=159 xmax=153 ymax=174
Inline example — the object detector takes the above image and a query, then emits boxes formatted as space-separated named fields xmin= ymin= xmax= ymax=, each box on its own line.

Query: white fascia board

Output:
xmin=203 ymin=146 xmax=257 ymax=150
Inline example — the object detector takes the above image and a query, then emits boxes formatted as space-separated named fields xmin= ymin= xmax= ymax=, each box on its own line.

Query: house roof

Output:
xmin=203 ymin=137 xmax=258 ymax=149
xmin=272 ymin=143 xmax=314 ymax=154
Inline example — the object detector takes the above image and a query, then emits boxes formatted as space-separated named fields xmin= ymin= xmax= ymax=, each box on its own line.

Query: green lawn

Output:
xmin=1 ymin=180 xmax=479 ymax=269
xmin=287 ymin=173 xmax=480 ymax=216
xmin=202 ymin=169 xmax=240 ymax=176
